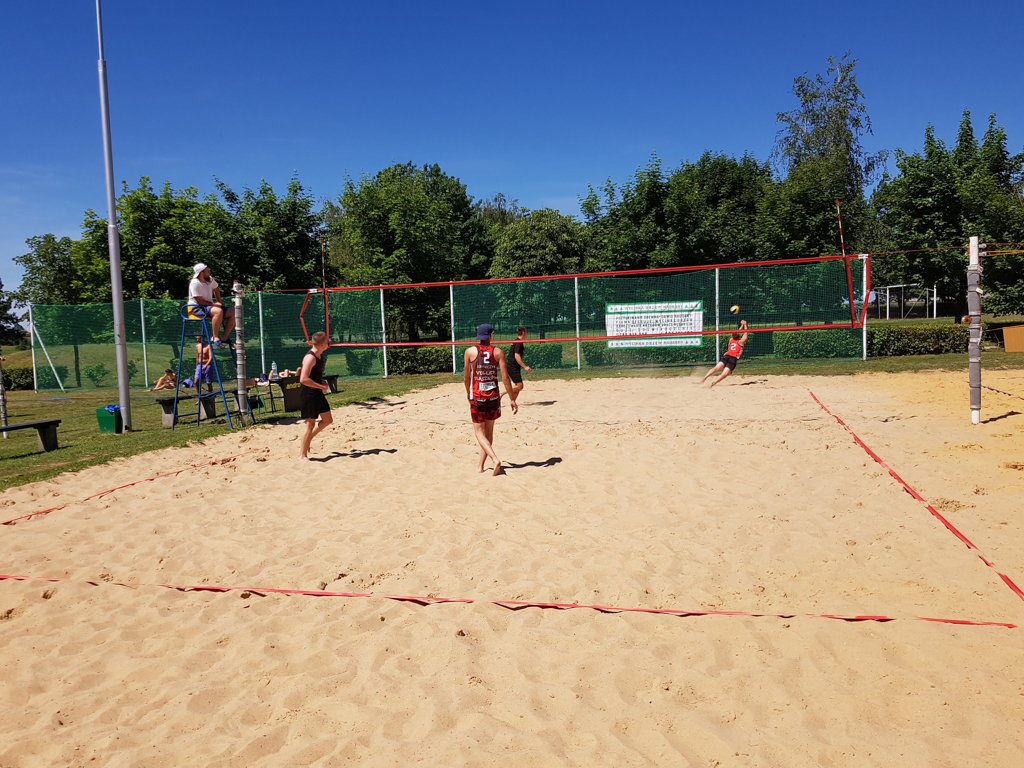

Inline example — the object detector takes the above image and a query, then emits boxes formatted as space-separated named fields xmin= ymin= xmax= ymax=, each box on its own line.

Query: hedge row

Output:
xmin=2 ymin=365 xmax=70 ymax=390
xmin=867 ymin=323 xmax=969 ymax=356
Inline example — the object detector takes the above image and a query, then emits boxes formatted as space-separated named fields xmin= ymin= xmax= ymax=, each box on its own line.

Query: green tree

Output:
xmin=489 ymin=208 xmax=590 ymax=278
xmin=580 ymin=153 xmax=672 ymax=272
xmin=773 ymin=52 xmax=888 ymax=202
xmin=216 ymin=176 xmax=324 ymax=291
xmin=664 ymin=152 xmax=773 ymax=265
xmin=771 ymin=52 xmax=888 ymax=256
xmin=328 ymin=162 xmax=492 ymax=340
xmin=872 ymin=111 xmax=1024 ymax=316
xmin=0 ymin=281 xmax=25 ymax=346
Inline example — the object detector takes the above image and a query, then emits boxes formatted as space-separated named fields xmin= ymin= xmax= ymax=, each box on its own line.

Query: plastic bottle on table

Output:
xmin=271 ymin=361 xmax=278 ymax=379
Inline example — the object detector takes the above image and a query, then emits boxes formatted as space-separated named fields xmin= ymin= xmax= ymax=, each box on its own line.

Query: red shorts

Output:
xmin=470 ymin=397 xmax=501 ymax=423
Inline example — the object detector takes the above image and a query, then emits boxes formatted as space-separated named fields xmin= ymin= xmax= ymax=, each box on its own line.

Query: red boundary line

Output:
xmin=807 ymin=389 xmax=1024 ymax=603
xmin=1 ymin=450 xmax=261 ymax=526
xmin=0 ymin=573 xmax=1013 ymax=629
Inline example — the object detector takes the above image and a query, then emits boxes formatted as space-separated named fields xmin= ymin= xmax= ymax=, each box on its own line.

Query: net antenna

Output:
xmin=835 ymin=199 xmax=846 ymax=257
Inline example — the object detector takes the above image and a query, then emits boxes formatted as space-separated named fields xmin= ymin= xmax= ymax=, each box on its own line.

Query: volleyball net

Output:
xmin=304 ymin=254 xmax=870 ymax=374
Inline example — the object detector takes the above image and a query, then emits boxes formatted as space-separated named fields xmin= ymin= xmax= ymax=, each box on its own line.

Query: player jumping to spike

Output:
xmin=700 ymin=320 xmax=748 ymax=387
xmin=465 ymin=323 xmax=518 ymax=475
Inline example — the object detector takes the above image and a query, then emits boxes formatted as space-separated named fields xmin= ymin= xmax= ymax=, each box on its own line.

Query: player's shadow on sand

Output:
xmin=982 ymin=410 xmax=1021 ymax=424
xmin=522 ymin=400 xmax=556 ymax=406
xmin=353 ymin=397 xmax=404 ymax=410
xmin=310 ymin=448 xmax=398 ymax=462
xmin=502 ymin=457 xmax=562 ymax=471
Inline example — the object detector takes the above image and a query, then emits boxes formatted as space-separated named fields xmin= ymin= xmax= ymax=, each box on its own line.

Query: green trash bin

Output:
xmin=96 ymin=407 xmax=124 ymax=434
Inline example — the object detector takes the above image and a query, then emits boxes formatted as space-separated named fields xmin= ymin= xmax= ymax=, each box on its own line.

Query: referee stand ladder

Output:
xmin=171 ymin=305 xmax=234 ymax=430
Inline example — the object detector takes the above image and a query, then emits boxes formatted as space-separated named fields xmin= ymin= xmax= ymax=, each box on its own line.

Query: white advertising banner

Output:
xmin=605 ymin=301 xmax=704 ymax=348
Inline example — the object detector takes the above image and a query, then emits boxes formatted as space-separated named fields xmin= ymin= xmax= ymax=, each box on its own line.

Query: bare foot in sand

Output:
xmin=492 ymin=461 xmax=502 ymax=476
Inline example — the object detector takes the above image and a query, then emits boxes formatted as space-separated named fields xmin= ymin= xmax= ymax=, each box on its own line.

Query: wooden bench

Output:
xmin=1 ymin=420 xmax=62 ymax=452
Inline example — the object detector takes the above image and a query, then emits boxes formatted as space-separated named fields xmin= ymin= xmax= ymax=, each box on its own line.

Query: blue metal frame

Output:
xmin=171 ymin=305 xmax=234 ymax=430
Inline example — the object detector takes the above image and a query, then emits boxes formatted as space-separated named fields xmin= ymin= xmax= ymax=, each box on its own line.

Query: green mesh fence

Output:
xmin=28 ymin=291 xmax=383 ymax=391
xmin=30 ymin=259 xmax=866 ymax=390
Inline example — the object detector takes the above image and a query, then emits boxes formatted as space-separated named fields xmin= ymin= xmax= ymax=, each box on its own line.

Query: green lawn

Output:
xmin=2 ymin=348 xmax=1023 ymax=492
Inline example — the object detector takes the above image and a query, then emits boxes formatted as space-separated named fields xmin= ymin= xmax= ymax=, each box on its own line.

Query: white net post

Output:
xmin=968 ymin=236 xmax=982 ymax=424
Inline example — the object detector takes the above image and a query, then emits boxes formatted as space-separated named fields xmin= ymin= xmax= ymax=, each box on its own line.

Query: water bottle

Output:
xmin=271 ymin=361 xmax=278 ymax=380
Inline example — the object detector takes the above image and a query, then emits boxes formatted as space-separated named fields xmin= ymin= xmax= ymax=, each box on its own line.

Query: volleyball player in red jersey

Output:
xmin=700 ymin=320 xmax=748 ymax=387
xmin=464 ymin=323 xmax=518 ymax=475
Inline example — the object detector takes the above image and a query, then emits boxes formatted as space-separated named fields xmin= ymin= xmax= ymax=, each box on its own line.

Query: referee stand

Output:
xmin=171 ymin=305 xmax=234 ymax=430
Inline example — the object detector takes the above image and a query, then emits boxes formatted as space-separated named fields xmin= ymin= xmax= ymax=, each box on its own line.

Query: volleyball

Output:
xmin=730 ymin=305 xmax=740 ymax=314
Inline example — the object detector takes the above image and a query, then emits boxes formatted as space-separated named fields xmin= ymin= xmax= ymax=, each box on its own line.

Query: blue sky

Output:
xmin=2 ymin=0 xmax=1022 ymax=293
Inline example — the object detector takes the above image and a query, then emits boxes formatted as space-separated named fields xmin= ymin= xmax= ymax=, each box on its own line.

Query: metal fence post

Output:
xmin=29 ymin=304 xmax=38 ymax=392
xmin=574 ymin=277 xmax=581 ymax=370
xmin=257 ymin=291 xmax=266 ymax=376
xmin=860 ymin=255 xmax=868 ymax=361
xmin=715 ymin=268 xmax=720 ymax=360
xmin=380 ymin=288 xmax=388 ymax=378
xmin=140 ymin=297 xmax=149 ymax=387
xmin=450 ymin=283 xmax=457 ymax=375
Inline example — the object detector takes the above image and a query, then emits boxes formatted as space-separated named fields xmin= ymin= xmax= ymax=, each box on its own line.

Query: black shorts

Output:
xmin=507 ymin=367 xmax=523 ymax=384
xmin=300 ymin=386 xmax=331 ymax=420
xmin=720 ymin=354 xmax=738 ymax=372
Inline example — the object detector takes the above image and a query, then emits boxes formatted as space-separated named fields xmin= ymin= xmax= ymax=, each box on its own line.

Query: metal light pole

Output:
xmin=95 ymin=0 xmax=132 ymax=430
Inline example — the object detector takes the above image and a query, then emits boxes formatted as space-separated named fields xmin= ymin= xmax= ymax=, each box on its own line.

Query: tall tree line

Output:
xmin=10 ymin=53 xmax=1024 ymax=343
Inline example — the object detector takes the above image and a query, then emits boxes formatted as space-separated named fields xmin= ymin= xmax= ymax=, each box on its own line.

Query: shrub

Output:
xmin=867 ymin=324 xmax=969 ymax=357
xmin=344 ymin=349 xmax=378 ymax=377
xmin=581 ymin=341 xmax=607 ymax=367
xmin=581 ymin=339 xmax=712 ymax=367
xmin=519 ymin=342 xmax=565 ymax=369
xmin=36 ymin=365 xmax=70 ymax=389
xmin=774 ymin=329 xmax=862 ymax=359
xmin=83 ymin=363 xmax=110 ymax=387
xmin=2 ymin=366 xmax=36 ymax=390
xmin=386 ymin=345 xmax=452 ymax=375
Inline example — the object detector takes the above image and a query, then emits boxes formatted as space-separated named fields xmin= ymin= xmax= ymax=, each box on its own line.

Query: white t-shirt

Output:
xmin=188 ymin=277 xmax=218 ymax=305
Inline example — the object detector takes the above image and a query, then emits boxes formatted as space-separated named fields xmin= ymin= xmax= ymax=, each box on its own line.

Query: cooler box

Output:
xmin=1003 ymin=324 xmax=1024 ymax=353
xmin=96 ymin=407 xmax=124 ymax=434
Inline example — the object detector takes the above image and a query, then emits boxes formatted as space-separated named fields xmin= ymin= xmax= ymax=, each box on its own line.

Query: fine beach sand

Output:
xmin=1 ymin=369 xmax=1023 ymax=766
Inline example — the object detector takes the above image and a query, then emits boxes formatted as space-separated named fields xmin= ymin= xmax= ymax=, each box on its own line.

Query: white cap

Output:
xmin=192 ymin=263 xmax=208 ymax=278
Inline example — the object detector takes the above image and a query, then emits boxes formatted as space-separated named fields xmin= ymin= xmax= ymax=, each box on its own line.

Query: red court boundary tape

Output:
xmin=807 ymin=388 xmax=1024 ymax=603
xmin=0 ymin=573 xmax=1014 ymax=629
xmin=1 ymin=450 xmax=261 ymax=526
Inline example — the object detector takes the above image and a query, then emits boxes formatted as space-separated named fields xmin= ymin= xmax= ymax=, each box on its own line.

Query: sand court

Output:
xmin=2 ymin=371 xmax=1023 ymax=765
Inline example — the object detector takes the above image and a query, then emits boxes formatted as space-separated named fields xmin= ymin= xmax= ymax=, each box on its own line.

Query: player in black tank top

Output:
xmin=503 ymin=326 xmax=532 ymax=398
xmin=298 ymin=332 xmax=333 ymax=460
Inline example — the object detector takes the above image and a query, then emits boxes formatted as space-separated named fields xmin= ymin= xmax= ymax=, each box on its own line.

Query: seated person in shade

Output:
xmin=151 ymin=369 xmax=176 ymax=391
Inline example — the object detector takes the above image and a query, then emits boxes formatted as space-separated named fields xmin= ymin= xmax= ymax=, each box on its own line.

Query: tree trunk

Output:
xmin=73 ymin=344 xmax=82 ymax=388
